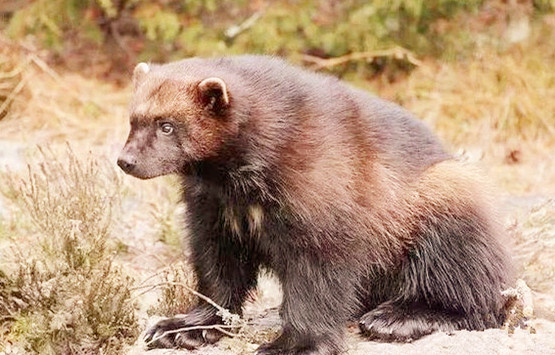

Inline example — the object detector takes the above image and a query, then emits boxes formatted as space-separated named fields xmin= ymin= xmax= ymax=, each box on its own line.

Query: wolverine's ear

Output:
xmin=133 ymin=62 xmax=150 ymax=89
xmin=198 ymin=77 xmax=230 ymax=113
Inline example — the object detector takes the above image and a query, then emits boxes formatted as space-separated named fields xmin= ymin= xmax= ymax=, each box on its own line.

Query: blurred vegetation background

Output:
xmin=0 ymin=0 xmax=552 ymax=79
xmin=1 ymin=1 xmax=554 ymax=354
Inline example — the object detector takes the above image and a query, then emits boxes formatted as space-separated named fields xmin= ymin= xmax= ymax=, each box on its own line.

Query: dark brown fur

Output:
xmin=118 ymin=56 xmax=512 ymax=354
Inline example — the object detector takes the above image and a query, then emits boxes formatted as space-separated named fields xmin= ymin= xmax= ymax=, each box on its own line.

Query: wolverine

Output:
xmin=118 ymin=56 xmax=512 ymax=354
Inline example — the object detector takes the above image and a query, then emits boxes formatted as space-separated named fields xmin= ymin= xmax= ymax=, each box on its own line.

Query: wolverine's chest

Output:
xmin=182 ymin=172 xmax=284 ymax=242
xmin=219 ymin=202 xmax=265 ymax=239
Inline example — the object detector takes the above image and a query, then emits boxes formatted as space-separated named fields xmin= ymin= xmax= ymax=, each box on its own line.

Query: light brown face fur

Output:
xmin=118 ymin=63 xmax=235 ymax=179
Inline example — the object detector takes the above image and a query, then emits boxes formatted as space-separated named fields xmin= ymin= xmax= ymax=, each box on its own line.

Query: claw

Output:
xmin=143 ymin=330 xmax=154 ymax=343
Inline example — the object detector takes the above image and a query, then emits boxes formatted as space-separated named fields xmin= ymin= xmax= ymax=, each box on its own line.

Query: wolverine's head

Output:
xmin=118 ymin=61 xmax=241 ymax=179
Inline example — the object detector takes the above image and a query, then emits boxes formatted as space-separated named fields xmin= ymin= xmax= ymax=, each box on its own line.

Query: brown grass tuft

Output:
xmin=368 ymin=18 xmax=555 ymax=150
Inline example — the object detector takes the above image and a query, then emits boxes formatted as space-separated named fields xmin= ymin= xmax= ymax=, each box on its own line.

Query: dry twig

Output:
xmin=225 ymin=10 xmax=264 ymax=39
xmin=302 ymin=47 xmax=423 ymax=70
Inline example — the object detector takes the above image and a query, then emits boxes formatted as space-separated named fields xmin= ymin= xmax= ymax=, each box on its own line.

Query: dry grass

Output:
xmin=375 ymin=17 xmax=555 ymax=150
xmin=143 ymin=262 xmax=198 ymax=317
xmin=0 ymin=147 xmax=138 ymax=354
xmin=0 ymin=36 xmax=130 ymax=149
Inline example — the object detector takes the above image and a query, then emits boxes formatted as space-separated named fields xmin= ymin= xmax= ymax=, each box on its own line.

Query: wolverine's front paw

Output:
xmin=144 ymin=309 xmax=223 ymax=349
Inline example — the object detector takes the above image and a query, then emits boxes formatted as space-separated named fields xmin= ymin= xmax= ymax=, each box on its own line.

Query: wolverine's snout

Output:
xmin=117 ymin=154 xmax=136 ymax=174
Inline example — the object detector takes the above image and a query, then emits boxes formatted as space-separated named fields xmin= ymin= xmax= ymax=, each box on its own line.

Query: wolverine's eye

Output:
xmin=160 ymin=122 xmax=174 ymax=135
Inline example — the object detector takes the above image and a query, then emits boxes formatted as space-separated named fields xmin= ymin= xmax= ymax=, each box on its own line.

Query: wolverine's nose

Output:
xmin=117 ymin=156 xmax=136 ymax=174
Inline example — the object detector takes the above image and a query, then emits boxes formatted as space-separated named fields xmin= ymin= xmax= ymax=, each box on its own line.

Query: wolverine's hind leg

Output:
xmin=359 ymin=218 xmax=507 ymax=342
xmin=360 ymin=160 xmax=511 ymax=342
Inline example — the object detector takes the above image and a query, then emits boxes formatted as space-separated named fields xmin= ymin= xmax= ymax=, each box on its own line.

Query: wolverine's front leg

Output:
xmin=145 ymin=200 xmax=260 ymax=349
xmin=257 ymin=256 xmax=358 ymax=355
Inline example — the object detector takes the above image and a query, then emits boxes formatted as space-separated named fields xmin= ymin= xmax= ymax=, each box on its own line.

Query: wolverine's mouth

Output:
xmin=122 ymin=168 xmax=164 ymax=180
xmin=118 ymin=162 xmax=181 ymax=180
